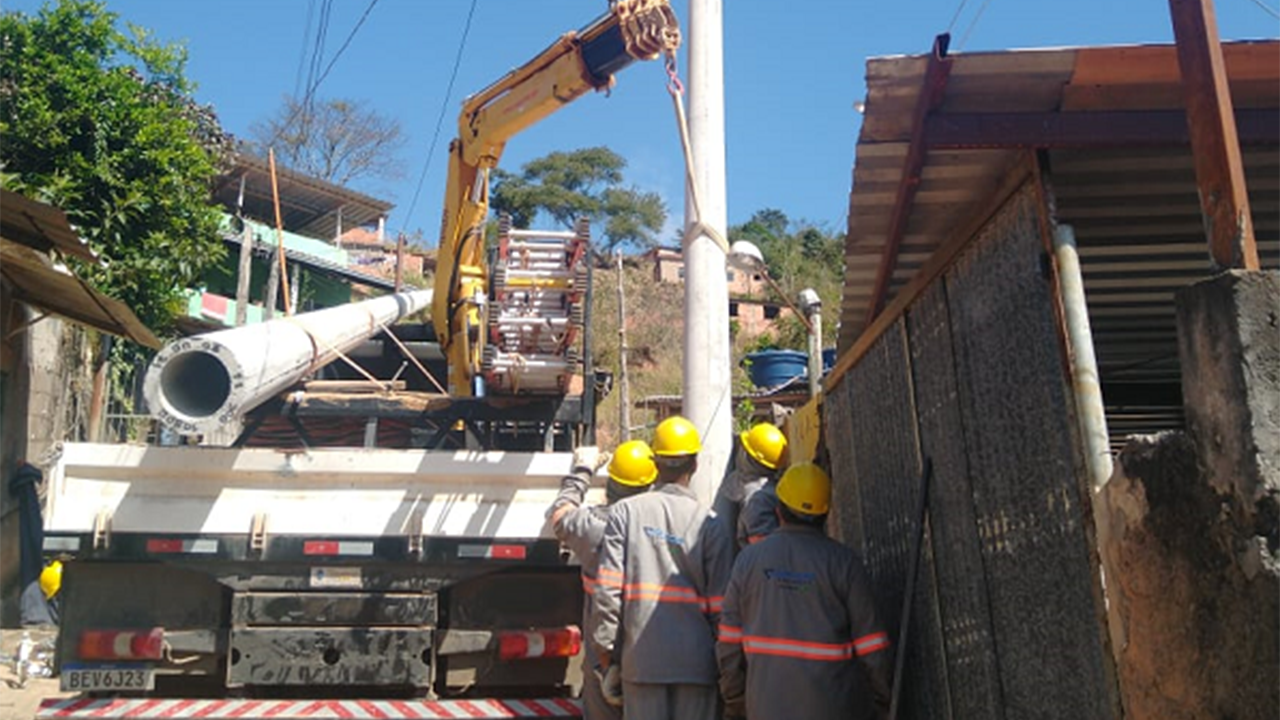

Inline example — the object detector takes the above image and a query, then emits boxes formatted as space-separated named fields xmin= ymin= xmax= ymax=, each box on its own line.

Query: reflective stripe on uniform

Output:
xmin=622 ymin=582 xmax=721 ymax=613
xmin=597 ymin=567 xmax=625 ymax=587
xmin=719 ymin=623 xmax=743 ymax=642
xmin=853 ymin=631 xmax=890 ymax=656
xmin=739 ymin=630 xmax=891 ymax=661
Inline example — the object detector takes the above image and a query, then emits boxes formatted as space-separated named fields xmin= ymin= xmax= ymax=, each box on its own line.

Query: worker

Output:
xmin=546 ymin=440 xmax=658 ymax=720
xmin=716 ymin=422 xmax=788 ymax=548
xmin=592 ymin=415 xmax=734 ymax=720
xmin=717 ymin=462 xmax=892 ymax=720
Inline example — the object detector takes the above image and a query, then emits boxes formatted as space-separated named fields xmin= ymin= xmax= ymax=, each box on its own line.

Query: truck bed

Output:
xmin=44 ymin=442 xmax=599 ymax=540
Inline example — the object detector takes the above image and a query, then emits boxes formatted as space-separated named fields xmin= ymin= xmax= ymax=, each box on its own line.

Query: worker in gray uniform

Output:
xmin=591 ymin=415 xmax=735 ymax=720
xmin=546 ymin=440 xmax=658 ymax=720
xmin=727 ymin=423 xmax=788 ymax=548
xmin=718 ymin=462 xmax=892 ymax=720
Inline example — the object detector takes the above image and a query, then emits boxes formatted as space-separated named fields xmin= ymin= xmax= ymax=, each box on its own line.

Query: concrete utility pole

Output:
xmin=617 ymin=251 xmax=631 ymax=442
xmin=683 ymin=0 xmax=731 ymax=505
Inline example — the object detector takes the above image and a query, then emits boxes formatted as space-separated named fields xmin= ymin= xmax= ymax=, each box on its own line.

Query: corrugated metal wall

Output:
xmin=826 ymin=186 xmax=1117 ymax=719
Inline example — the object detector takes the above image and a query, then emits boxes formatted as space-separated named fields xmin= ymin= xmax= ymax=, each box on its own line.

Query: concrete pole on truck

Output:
xmin=683 ymin=0 xmax=732 ymax=505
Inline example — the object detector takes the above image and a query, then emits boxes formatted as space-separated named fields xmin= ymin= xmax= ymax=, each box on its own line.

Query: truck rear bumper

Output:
xmin=37 ymin=697 xmax=582 ymax=718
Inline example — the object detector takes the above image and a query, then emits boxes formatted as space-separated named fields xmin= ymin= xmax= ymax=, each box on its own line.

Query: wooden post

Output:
xmin=86 ymin=335 xmax=112 ymax=442
xmin=234 ymin=175 xmax=253 ymax=326
xmin=264 ymin=245 xmax=279 ymax=321
xmin=268 ymin=148 xmax=293 ymax=315
xmin=1169 ymin=0 xmax=1259 ymax=270
xmin=395 ymin=232 xmax=406 ymax=292
xmin=616 ymin=250 xmax=631 ymax=441
xmin=290 ymin=262 xmax=302 ymax=314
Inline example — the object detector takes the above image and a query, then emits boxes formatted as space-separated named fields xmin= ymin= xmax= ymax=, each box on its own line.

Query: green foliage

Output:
xmin=0 ymin=0 xmax=231 ymax=334
xmin=491 ymin=147 xmax=667 ymax=253
xmin=729 ymin=208 xmax=843 ymax=347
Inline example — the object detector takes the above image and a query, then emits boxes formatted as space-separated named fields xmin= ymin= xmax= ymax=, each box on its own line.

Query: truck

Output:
xmin=36 ymin=2 xmax=681 ymax=717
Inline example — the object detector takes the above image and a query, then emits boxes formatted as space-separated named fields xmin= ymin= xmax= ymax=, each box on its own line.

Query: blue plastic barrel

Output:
xmin=742 ymin=350 xmax=809 ymax=389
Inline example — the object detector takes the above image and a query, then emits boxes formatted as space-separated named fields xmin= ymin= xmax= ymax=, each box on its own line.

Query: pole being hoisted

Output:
xmin=144 ymin=289 xmax=433 ymax=436
xmin=683 ymin=0 xmax=731 ymax=505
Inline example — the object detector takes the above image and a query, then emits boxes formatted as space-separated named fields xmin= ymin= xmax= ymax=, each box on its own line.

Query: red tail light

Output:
xmin=79 ymin=628 xmax=164 ymax=661
xmin=497 ymin=626 xmax=582 ymax=661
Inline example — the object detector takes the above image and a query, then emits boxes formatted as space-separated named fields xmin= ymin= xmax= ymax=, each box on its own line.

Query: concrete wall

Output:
xmin=1095 ymin=271 xmax=1279 ymax=719
xmin=823 ymin=185 xmax=1119 ymax=719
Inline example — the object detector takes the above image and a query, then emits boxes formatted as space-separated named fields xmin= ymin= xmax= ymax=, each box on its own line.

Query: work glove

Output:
xmin=593 ymin=664 xmax=624 ymax=707
xmin=572 ymin=446 xmax=609 ymax=475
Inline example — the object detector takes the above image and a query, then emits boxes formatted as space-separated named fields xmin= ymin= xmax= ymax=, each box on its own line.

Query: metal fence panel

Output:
xmin=944 ymin=187 xmax=1113 ymax=719
xmin=907 ymin=279 xmax=1005 ymax=720
xmin=841 ymin=321 xmax=948 ymax=719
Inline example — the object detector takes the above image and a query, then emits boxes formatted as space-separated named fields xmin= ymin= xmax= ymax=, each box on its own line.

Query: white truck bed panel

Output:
xmin=45 ymin=443 xmax=602 ymax=539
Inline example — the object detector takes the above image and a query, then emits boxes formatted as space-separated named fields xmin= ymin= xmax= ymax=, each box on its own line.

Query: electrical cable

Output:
xmin=1245 ymin=0 xmax=1280 ymax=20
xmin=398 ymin=0 xmax=481 ymax=239
xmin=292 ymin=0 xmax=317 ymax=100
xmin=956 ymin=0 xmax=994 ymax=52
xmin=945 ymin=0 xmax=971 ymax=33
xmin=265 ymin=0 xmax=381 ymax=151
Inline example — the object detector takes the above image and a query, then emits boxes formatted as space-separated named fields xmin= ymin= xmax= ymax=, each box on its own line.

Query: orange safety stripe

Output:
xmin=620 ymin=582 xmax=721 ymax=613
xmin=581 ymin=572 xmax=598 ymax=593
xmin=742 ymin=634 xmax=853 ymax=661
xmin=597 ymin=567 xmax=625 ymax=588
xmin=747 ymin=534 xmax=766 ymax=545
xmin=853 ymin=631 xmax=890 ymax=656
xmin=719 ymin=623 xmax=743 ymax=643
xmin=739 ymin=631 xmax=890 ymax=662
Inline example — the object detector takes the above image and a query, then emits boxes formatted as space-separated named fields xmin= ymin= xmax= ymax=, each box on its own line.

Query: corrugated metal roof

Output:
xmin=839 ymin=39 xmax=1279 ymax=443
xmin=0 ymin=189 xmax=99 ymax=263
xmin=221 ymin=234 xmax=403 ymax=292
xmin=0 ymin=240 xmax=160 ymax=348
xmin=212 ymin=152 xmax=395 ymax=240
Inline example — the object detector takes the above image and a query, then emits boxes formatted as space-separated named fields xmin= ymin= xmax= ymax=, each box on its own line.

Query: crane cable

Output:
xmin=663 ymin=51 xmax=731 ymax=255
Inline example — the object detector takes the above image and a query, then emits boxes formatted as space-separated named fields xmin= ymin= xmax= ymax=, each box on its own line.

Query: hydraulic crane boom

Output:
xmin=432 ymin=0 xmax=680 ymax=396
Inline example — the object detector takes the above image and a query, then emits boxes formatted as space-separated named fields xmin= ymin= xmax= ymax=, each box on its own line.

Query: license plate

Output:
xmin=61 ymin=664 xmax=155 ymax=692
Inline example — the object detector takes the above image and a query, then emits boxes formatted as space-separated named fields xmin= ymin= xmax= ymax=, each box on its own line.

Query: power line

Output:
xmin=292 ymin=0 xmax=316 ymax=100
xmin=946 ymin=0 xmax=971 ymax=33
xmin=264 ymin=0 xmax=380 ymax=151
xmin=956 ymin=0 xmax=995 ymax=52
xmin=1245 ymin=0 xmax=1280 ymax=20
xmin=399 ymin=0 xmax=480 ymax=239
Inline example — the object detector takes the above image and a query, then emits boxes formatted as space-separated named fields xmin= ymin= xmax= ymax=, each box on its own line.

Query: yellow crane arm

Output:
xmin=432 ymin=0 xmax=680 ymax=396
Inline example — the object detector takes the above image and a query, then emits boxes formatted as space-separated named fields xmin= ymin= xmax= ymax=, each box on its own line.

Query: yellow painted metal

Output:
xmin=784 ymin=394 xmax=824 ymax=465
xmin=431 ymin=1 xmax=680 ymax=396
xmin=503 ymin=277 xmax=573 ymax=290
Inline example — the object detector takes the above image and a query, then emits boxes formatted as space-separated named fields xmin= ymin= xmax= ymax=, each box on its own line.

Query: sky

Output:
xmin=5 ymin=0 xmax=1278 ymax=246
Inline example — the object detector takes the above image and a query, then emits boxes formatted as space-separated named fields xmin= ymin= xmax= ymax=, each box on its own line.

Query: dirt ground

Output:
xmin=0 ymin=626 xmax=75 ymax=720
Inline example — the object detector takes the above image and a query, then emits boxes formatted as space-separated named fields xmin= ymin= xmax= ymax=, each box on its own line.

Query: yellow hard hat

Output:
xmin=776 ymin=462 xmax=831 ymax=516
xmin=652 ymin=416 xmax=701 ymax=457
xmin=39 ymin=560 xmax=63 ymax=600
xmin=608 ymin=440 xmax=658 ymax=487
xmin=740 ymin=423 xmax=788 ymax=470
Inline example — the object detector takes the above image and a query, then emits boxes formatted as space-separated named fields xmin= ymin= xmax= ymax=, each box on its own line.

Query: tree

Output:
xmin=0 ymin=0 xmax=232 ymax=333
xmin=250 ymin=95 xmax=405 ymax=187
xmin=491 ymin=147 xmax=666 ymax=253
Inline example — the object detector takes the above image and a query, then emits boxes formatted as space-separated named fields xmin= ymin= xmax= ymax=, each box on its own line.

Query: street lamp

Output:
xmin=727 ymin=240 xmax=824 ymax=396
